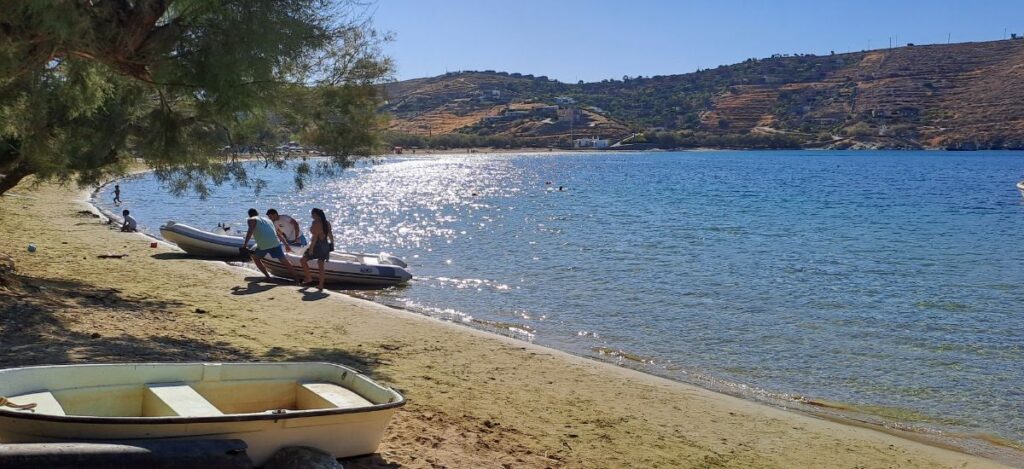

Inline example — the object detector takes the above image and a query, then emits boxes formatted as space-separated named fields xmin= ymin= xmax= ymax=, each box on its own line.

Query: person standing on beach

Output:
xmin=266 ymin=208 xmax=306 ymax=247
xmin=113 ymin=185 xmax=121 ymax=205
xmin=120 ymin=209 xmax=137 ymax=232
xmin=300 ymin=207 xmax=334 ymax=291
xmin=241 ymin=208 xmax=298 ymax=281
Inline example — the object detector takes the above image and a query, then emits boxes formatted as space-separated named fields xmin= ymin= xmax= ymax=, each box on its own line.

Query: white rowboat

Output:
xmin=1017 ymin=180 xmax=1024 ymax=199
xmin=0 ymin=362 xmax=404 ymax=465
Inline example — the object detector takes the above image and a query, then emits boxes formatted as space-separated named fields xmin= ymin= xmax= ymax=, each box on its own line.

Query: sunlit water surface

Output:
xmin=97 ymin=151 xmax=1024 ymax=451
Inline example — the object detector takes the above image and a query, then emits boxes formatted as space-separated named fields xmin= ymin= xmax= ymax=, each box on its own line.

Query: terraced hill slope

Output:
xmin=380 ymin=39 xmax=1024 ymax=149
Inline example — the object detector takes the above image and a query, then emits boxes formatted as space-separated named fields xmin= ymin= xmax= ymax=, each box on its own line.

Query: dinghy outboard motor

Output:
xmin=377 ymin=252 xmax=408 ymax=268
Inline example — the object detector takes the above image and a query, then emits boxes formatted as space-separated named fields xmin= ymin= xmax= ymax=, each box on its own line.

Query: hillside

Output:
xmin=380 ymin=38 xmax=1024 ymax=150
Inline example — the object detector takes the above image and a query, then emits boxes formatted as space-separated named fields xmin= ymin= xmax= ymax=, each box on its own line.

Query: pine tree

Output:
xmin=0 ymin=0 xmax=392 ymax=195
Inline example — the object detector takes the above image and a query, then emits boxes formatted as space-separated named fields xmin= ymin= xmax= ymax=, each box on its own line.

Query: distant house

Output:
xmin=554 ymin=96 xmax=576 ymax=105
xmin=574 ymin=137 xmax=610 ymax=149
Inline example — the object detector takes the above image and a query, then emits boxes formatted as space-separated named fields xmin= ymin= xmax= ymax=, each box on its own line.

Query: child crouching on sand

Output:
xmin=120 ymin=209 xmax=137 ymax=232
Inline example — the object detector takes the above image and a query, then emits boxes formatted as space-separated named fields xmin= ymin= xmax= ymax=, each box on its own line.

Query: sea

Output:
xmin=95 ymin=150 xmax=1024 ymax=457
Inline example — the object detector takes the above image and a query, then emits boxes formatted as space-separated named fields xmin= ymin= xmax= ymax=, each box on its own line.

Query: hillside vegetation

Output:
xmin=380 ymin=39 xmax=1024 ymax=150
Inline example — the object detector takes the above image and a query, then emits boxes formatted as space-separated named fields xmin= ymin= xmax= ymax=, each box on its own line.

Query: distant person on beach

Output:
xmin=241 ymin=208 xmax=298 ymax=281
xmin=120 ymin=209 xmax=136 ymax=232
xmin=300 ymin=207 xmax=335 ymax=291
xmin=113 ymin=185 xmax=121 ymax=205
xmin=266 ymin=209 xmax=306 ymax=247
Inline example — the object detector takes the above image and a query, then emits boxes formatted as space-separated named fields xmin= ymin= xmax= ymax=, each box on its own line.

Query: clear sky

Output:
xmin=370 ymin=0 xmax=1024 ymax=83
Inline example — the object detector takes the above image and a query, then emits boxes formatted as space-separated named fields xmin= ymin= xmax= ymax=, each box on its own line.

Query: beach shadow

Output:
xmin=151 ymin=252 xmax=205 ymax=261
xmin=269 ymin=347 xmax=388 ymax=381
xmin=0 ymin=273 xmax=254 ymax=367
xmin=342 ymin=453 xmax=402 ymax=469
xmin=152 ymin=252 xmax=248 ymax=262
xmin=0 ymin=270 xmax=387 ymax=379
xmin=16 ymin=275 xmax=186 ymax=312
xmin=299 ymin=288 xmax=330 ymax=301
xmin=229 ymin=277 xmax=289 ymax=295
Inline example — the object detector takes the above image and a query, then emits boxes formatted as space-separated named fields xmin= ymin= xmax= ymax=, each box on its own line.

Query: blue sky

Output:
xmin=370 ymin=0 xmax=1024 ymax=83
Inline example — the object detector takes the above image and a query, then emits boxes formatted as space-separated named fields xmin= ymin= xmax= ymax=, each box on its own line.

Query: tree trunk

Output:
xmin=0 ymin=163 xmax=32 ymax=196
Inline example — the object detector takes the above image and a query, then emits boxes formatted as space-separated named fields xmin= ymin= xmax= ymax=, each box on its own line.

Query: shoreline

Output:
xmin=91 ymin=154 xmax=1024 ymax=458
xmin=0 ymin=179 xmax=1017 ymax=467
xmin=90 ymin=181 xmax=1024 ymax=464
xmin=91 ymin=160 xmax=1024 ymax=465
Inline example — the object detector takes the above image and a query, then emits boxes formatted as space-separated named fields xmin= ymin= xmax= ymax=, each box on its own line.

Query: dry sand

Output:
xmin=0 ymin=180 xmax=1015 ymax=468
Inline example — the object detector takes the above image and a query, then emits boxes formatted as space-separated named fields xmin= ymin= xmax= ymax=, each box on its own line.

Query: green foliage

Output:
xmin=843 ymin=122 xmax=875 ymax=137
xmin=0 ymin=0 xmax=392 ymax=195
xmin=296 ymin=85 xmax=384 ymax=157
xmin=383 ymin=132 xmax=526 ymax=150
xmin=642 ymin=130 xmax=803 ymax=149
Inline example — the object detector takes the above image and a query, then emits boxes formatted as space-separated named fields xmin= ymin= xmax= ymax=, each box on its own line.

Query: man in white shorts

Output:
xmin=266 ymin=208 xmax=307 ymax=247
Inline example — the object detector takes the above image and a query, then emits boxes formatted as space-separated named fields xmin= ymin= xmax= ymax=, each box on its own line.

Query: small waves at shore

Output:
xmin=95 ymin=151 xmax=1024 ymax=458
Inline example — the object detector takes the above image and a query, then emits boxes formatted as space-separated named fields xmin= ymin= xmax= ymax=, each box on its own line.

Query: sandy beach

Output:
xmin=0 ymin=179 xmax=1014 ymax=468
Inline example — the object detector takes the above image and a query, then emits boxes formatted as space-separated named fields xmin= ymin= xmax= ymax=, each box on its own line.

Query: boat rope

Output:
xmin=0 ymin=397 xmax=36 ymax=410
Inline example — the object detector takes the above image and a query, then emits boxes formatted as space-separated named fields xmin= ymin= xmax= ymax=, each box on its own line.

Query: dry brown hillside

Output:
xmin=381 ymin=39 xmax=1024 ymax=149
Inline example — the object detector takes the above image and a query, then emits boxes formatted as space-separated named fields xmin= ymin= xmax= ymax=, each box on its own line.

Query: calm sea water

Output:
xmin=97 ymin=151 xmax=1024 ymax=449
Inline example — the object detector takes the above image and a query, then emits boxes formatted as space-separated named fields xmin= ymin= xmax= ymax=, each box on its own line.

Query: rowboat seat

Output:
xmin=144 ymin=384 xmax=223 ymax=417
xmin=10 ymin=391 xmax=65 ymax=416
xmin=298 ymin=382 xmax=372 ymax=410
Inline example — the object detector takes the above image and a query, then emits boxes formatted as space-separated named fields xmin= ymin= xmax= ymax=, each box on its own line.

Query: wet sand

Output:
xmin=0 ymin=180 xmax=1013 ymax=468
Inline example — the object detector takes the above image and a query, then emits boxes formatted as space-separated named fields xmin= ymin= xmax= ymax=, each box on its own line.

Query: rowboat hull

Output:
xmin=0 ymin=362 xmax=404 ymax=465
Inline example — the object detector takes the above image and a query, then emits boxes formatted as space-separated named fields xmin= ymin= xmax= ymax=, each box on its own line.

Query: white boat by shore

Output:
xmin=159 ymin=221 xmax=252 ymax=258
xmin=261 ymin=251 xmax=412 ymax=287
xmin=0 ymin=362 xmax=404 ymax=465
xmin=158 ymin=221 xmax=412 ymax=286
xmin=1017 ymin=180 xmax=1024 ymax=199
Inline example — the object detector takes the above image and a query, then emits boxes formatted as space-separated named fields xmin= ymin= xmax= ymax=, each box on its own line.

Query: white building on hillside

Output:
xmin=574 ymin=136 xmax=609 ymax=149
